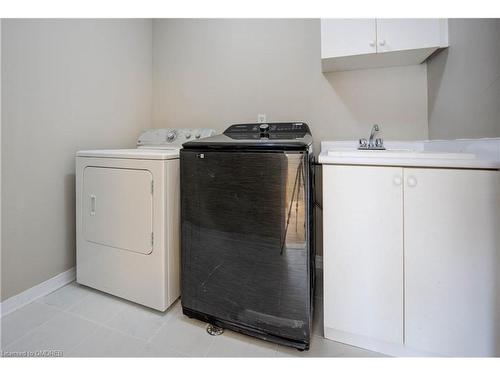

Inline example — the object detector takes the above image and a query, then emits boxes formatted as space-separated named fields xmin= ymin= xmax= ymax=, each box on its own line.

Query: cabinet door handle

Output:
xmin=393 ymin=175 xmax=402 ymax=186
xmin=90 ymin=194 xmax=96 ymax=216
xmin=369 ymin=40 xmax=375 ymax=47
xmin=407 ymin=176 xmax=418 ymax=187
xmin=379 ymin=39 xmax=386 ymax=46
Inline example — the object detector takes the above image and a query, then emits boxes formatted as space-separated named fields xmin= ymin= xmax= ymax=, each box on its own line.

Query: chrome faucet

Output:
xmin=369 ymin=124 xmax=379 ymax=147
xmin=358 ymin=124 xmax=385 ymax=150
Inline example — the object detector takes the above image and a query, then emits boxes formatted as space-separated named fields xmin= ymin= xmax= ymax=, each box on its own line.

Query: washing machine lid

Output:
xmin=182 ymin=122 xmax=313 ymax=151
xmin=76 ymin=148 xmax=180 ymax=160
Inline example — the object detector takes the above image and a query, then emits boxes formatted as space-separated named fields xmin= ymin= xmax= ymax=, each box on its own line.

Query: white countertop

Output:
xmin=318 ymin=138 xmax=500 ymax=169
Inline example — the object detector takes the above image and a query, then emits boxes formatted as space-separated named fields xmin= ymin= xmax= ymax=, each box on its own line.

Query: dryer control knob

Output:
xmin=185 ymin=133 xmax=191 ymax=139
xmin=166 ymin=131 xmax=177 ymax=142
xmin=195 ymin=133 xmax=201 ymax=139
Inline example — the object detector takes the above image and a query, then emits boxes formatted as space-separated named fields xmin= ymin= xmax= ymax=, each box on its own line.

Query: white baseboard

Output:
xmin=324 ymin=326 xmax=436 ymax=357
xmin=0 ymin=267 xmax=76 ymax=317
xmin=315 ymin=255 xmax=323 ymax=269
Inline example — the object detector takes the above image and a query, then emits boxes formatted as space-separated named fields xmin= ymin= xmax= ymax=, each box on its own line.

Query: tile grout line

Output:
xmin=147 ymin=315 xmax=215 ymax=357
xmin=5 ymin=300 xmax=106 ymax=354
xmin=58 ymin=318 xmax=102 ymax=357
xmin=59 ymin=309 xmax=171 ymax=357
xmin=36 ymin=288 xmax=94 ymax=315
xmin=35 ymin=294 xmax=156 ymax=349
xmin=66 ymin=323 xmax=146 ymax=357
xmin=3 ymin=291 xmax=93 ymax=349
xmin=65 ymin=303 xmax=194 ymax=357
xmin=203 ymin=335 xmax=217 ymax=357
xmin=61 ymin=308 xmax=151 ymax=344
xmin=41 ymin=290 xmax=183 ymax=348
xmin=60 ymin=290 xmax=133 ymax=328
xmin=3 ymin=305 xmax=65 ymax=351
xmin=144 ymin=302 xmax=181 ymax=344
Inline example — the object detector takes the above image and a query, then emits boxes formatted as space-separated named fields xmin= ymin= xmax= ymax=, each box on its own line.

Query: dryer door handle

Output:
xmin=90 ymin=194 xmax=96 ymax=216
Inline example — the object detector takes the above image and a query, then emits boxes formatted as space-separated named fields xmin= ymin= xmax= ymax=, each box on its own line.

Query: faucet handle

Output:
xmin=359 ymin=138 xmax=368 ymax=148
xmin=375 ymin=138 xmax=383 ymax=148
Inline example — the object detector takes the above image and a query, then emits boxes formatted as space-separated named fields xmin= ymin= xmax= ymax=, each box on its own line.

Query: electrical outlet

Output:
xmin=257 ymin=114 xmax=267 ymax=123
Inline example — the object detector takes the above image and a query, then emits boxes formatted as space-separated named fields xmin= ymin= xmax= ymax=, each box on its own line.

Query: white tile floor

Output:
xmin=1 ymin=271 xmax=386 ymax=358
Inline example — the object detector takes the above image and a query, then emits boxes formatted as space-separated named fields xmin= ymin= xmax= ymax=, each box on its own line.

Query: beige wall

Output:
xmin=427 ymin=19 xmax=500 ymax=139
xmin=152 ymin=18 xmax=429 ymax=152
xmin=1 ymin=19 xmax=153 ymax=300
xmin=152 ymin=18 xmax=429 ymax=257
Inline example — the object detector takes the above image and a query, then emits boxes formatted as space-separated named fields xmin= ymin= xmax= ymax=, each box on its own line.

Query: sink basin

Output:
xmin=327 ymin=149 xmax=477 ymax=160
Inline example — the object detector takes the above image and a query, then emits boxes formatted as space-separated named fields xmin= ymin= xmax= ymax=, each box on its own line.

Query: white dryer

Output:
xmin=76 ymin=128 xmax=216 ymax=311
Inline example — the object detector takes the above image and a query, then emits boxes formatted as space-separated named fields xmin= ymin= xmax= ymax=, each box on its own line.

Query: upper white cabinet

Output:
xmin=376 ymin=19 xmax=448 ymax=53
xmin=321 ymin=18 xmax=449 ymax=72
xmin=320 ymin=19 xmax=376 ymax=58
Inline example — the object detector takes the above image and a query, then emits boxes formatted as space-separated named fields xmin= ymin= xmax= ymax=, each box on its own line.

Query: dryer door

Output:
xmin=82 ymin=167 xmax=153 ymax=255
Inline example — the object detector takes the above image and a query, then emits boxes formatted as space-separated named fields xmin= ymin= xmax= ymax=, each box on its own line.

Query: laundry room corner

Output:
xmin=0 ymin=7 xmax=499 ymax=367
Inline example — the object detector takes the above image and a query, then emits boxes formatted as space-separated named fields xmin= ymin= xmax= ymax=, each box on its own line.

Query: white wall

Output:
xmin=152 ymin=18 xmax=429 ymax=152
xmin=427 ymin=19 xmax=500 ymax=139
xmin=1 ymin=19 xmax=153 ymax=300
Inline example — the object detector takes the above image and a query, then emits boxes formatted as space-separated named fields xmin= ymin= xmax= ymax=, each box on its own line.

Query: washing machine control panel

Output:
xmin=137 ymin=128 xmax=217 ymax=147
xmin=225 ymin=122 xmax=310 ymax=134
xmin=224 ymin=123 xmax=310 ymax=140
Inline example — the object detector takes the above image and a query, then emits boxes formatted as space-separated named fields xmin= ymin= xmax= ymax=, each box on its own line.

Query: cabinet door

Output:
xmin=321 ymin=19 xmax=376 ymax=58
xmin=376 ymin=19 xmax=446 ymax=53
xmin=323 ymin=165 xmax=404 ymax=345
xmin=404 ymin=168 xmax=500 ymax=356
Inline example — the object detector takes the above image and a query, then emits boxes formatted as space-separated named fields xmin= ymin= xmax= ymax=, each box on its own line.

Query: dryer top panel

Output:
xmin=77 ymin=128 xmax=217 ymax=159
xmin=76 ymin=148 xmax=180 ymax=160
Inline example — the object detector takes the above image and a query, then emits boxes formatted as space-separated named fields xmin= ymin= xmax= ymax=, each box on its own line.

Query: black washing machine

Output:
xmin=180 ymin=122 xmax=315 ymax=350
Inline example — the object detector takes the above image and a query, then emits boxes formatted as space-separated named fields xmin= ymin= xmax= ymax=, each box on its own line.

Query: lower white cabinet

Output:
xmin=323 ymin=166 xmax=404 ymax=346
xmin=404 ymin=168 xmax=500 ymax=356
xmin=323 ymin=165 xmax=500 ymax=356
